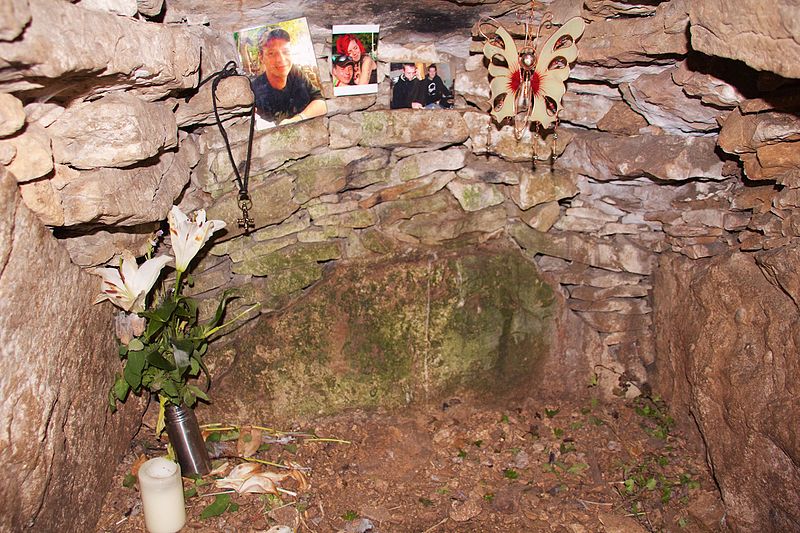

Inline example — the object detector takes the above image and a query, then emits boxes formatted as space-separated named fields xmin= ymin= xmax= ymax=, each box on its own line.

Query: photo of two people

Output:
xmin=390 ymin=62 xmax=454 ymax=110
xmin=331 ymin=25 xmax=379 ymax=97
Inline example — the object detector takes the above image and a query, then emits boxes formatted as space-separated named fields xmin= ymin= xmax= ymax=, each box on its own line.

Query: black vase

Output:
xmin=164 ymin=404 xmax=211 ymax=476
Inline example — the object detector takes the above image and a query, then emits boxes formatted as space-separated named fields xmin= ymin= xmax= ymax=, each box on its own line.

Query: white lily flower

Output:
xmin=168 ymin=206 xmax=226 ymax=273
xmin=93 ymin=253 xmax=173 ymax=312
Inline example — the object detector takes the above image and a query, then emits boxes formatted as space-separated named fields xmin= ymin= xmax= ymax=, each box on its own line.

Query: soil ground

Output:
xmin=96 ymin=393 xmax=724 ymax=533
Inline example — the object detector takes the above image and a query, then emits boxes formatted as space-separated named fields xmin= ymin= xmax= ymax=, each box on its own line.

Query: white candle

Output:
xmin=138 ymin=457 xmax=186 ymax=533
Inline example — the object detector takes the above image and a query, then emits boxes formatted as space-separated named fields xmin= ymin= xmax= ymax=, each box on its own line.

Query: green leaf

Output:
xmin=567 ymin=462 xmax=589 ymax=475
xmin=113 ymin=373 xmax=130 ymax=402
xmin=108 ymin=390 xmax=117 ymax=413
xmin=503 ymin=469 xmax=519 ymax=480
xmin=187 ymin=384 xmax=210 ymax=402
xmin=172 ymin=339 xmax=194 ymax=373
xmin=184 ymin=486 xmax=197 ymax=499
xmin=147 ymin=349 xmax=176 ymax=371
xmin=118 ymin=344 xmax=128 ymax=356
xmin=127 ymin=338 xmax=145 ymax=351
xmin=227 ymin=502 xmax=239 ymax=513
xmin=182 ymin=387 xmax=196 ymax=408
xmin=204 ymin=289 xmax=239 ymax=332
xmin=200 ymin=493 xmax=231 ymax=519
xmin=645 ymin=477 xmax=657 ymax=490
xmin=123 ymin=350 xmax=146 ymax=389
xmin=149 ymin=298 xmax=179 ymax=323
xmin=122 ymin=473 xmax=137 ymax=488
xmin=143 ymin=318 xmax=165 ymax=342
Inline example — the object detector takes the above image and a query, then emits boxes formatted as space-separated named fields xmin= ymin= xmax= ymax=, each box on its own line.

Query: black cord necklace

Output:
xmin=198 ymin=60 xmax=257 ymax=233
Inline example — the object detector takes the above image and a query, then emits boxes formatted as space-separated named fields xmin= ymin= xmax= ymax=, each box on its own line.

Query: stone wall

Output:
xmin=1 ymin=0 xmax=800 ymax=530
xmin=0 ymin=166 xmax=145 ymax=532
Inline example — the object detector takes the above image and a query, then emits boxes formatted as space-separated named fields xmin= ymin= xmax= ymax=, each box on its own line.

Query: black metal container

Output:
xmin=164 ymin=404 xmax=211 ymax=477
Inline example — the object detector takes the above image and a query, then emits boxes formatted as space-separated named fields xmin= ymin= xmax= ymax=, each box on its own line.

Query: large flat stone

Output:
xmin=0 ymin=168 xmax=144 ymax=532
xmin=330 ymin=110 xmax=469 ymax=149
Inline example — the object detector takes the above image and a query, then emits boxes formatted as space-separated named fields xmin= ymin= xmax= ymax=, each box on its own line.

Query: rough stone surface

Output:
xmin=0 ymin=168 xmax=143 ymax=532
xmin=175 ymin=75 xmax=254 ymax=127
xmin=77 ymin=0 xmax=137 ymax=16
xmin=0 ymin=93 xmax=25 ymax=137
xmin=0 ymin=0 xmax=226 ymax=100
xmin=0 ymin=0 xmax=30 ymax=42
xmin=559 ymin=131 xmax=725 ymax=182
xmin=1 ymin=122 xmax=53 ymax=183
xmin=20 ymin=149 xmax=191 ymax=226
xmin=200 ymin=246 xmax=556 ymax=423
xmin=47 ymin=93 xmax=177 ymax=169
xmin=330 ymin=110 xmax=469 ymax=149
xmin=653 ymin=251 xmax=800 ymax=531
xmin=689 ymin=0 xmax=800 ymax=79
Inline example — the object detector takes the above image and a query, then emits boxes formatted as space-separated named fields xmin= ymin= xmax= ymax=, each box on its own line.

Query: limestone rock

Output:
xmin=48 ymin=94 xmax=177 ymax=169
xmin=396 ymin=205 xmax=506 ymax=245
xmin=579 ymin=0 xmax=690 ymax=67
xmin=510 ymin=221 xmax=654 ymax=275
xmin=77 ymin=0 xmax=137 ymax=16
xmin=456 ymin=154 xmax=523 ymax=185
xmin=392 ymin=147 xmax=467 ymax=182
xmin=232 ymin=240 xmax=341 ymax=277
xmin=136 ymin=0 xmax=163 ymax=17
xmin=718 ymin=108 xmax=800 ymax=155
xmin=377 ymin=42 xmax=438 ymax=64
xmin=0 ymin=93 xmax=25 ymax=137
xmin=671 ymin=59 xmax=746 ymax=108
xmin=1 ymin=122 xmax=53 ymax=183
xmin=57 ymin=222 xmax=161 ymax=267
xmin=376 ymin=189 xmax=458 ymax=226
xmin=446 ymin=179 xmax=505 ymax=212
xmin=559 ymin=130 xmax=725 ymax=182
xmin=201 ymin=118 xmax=329 ymax=195
xmin=510 ymin=167 xmax=578 ymax=211
xmin=745 ymin=142 xmax=800 ymax=185
xmin=0 ymin=168 xmax=143 ymax=532
xmin=559 ymin=91 xmax=616 ymax=129
xmin=595 ymin=101 xmax=647 ymax=136
xmin=653 ymin=252 xmax=800 ymax=530
xmin=620 ymin=68 xmax=722 ymax=134
xmin=175 ymin=75 xmax=254 ymax=127
xmin=287 ymin=147 xmax=381 ymax=205
xmin=20 ymin=148 xmax=191 ymax=227
xmin=0 ymin=0 xmax=30 ymax=42
xmin=200 ymin=248 xmax=556 ymax=423
xmin=689 ymin=0 xmax=800 ymax=79
xmin=207 ymin=173 xmax=299 ymax=240
xmin=0 ymin=0 xmax=214 ymax=99
xmin=331 ymin=110 xmax=469 ymax=149
xmin=519 ymin=201 xmax=561 ymax=232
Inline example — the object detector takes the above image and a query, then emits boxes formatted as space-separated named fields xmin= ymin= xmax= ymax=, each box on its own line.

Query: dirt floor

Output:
xmin=96 ymin=392 xmax=725 ymax=533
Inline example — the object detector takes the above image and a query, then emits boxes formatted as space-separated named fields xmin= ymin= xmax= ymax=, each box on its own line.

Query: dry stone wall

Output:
xmin=1 ymin=0 xmax=799 ymax=530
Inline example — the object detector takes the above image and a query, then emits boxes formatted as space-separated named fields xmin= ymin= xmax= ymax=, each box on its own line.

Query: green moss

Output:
xmin=212 ymin=246 xmax=556 ymax=421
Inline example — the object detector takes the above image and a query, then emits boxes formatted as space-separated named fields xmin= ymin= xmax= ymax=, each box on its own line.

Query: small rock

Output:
xmin=344 ymin=518 xmax=374 ymax=533
xmin=265 ymin=526 xmax=292 ymax=533
xmin=449 ymin=494 xmax=483 ymax=522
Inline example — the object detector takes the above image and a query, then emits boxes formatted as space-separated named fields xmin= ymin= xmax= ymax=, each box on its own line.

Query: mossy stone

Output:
xmin=203 ymin=245 xmax=556 ymax=424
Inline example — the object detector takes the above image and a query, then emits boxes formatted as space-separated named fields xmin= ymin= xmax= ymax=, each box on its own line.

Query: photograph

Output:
xmin=389 ymin=62 xmax=454 ymax=110
xmin=234 ymin=17 xmax=327 ymax=130
xmin=331 ymin=24 xmax=380 ymax=97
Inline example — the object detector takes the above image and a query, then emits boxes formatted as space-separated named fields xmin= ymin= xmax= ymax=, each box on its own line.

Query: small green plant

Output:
xmin=418 ymin=497 xmax=434 ymax=507
xmin=457 ymin=449 xmax=467 ymax=459
xmin=544 ymin=407 xmax=560 ymax=418
xmin=503 ymin=468 xmax=519 ymax=480
xmin=483 ymin=492 xmax=495 ymax=502
xmin=552 ymin=427 xmax=564 ymax=438
xmin=500 ymin=414 xmax=510 ymax=424
xmin=342 ymin=510 xmax=359 ymax=521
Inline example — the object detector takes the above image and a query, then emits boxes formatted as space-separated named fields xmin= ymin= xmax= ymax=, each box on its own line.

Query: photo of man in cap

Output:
xmin=332 ymin=55 xmax=356 ymax=88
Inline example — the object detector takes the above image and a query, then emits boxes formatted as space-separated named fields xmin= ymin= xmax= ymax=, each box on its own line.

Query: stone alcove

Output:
xmin=1 ymin=0 xmax=799 ymax=531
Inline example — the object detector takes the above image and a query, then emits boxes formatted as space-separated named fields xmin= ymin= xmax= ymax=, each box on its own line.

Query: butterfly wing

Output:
xmin=529 ymin=16 xmax=586 ymax=129
xmin=483 ymin=25 xmax=521 ymax=123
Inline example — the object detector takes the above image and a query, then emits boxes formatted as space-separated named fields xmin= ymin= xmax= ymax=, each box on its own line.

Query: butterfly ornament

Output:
xmin=480 ymin=6 xmax=585 ymax=143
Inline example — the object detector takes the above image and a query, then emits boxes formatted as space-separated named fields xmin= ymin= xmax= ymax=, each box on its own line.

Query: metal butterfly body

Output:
xmin=483 ymin=16 xmax=585 ymax=134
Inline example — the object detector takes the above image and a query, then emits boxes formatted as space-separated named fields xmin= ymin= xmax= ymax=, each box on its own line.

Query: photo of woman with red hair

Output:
xmin=333 ymin=28 xmax=378 ymax=86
